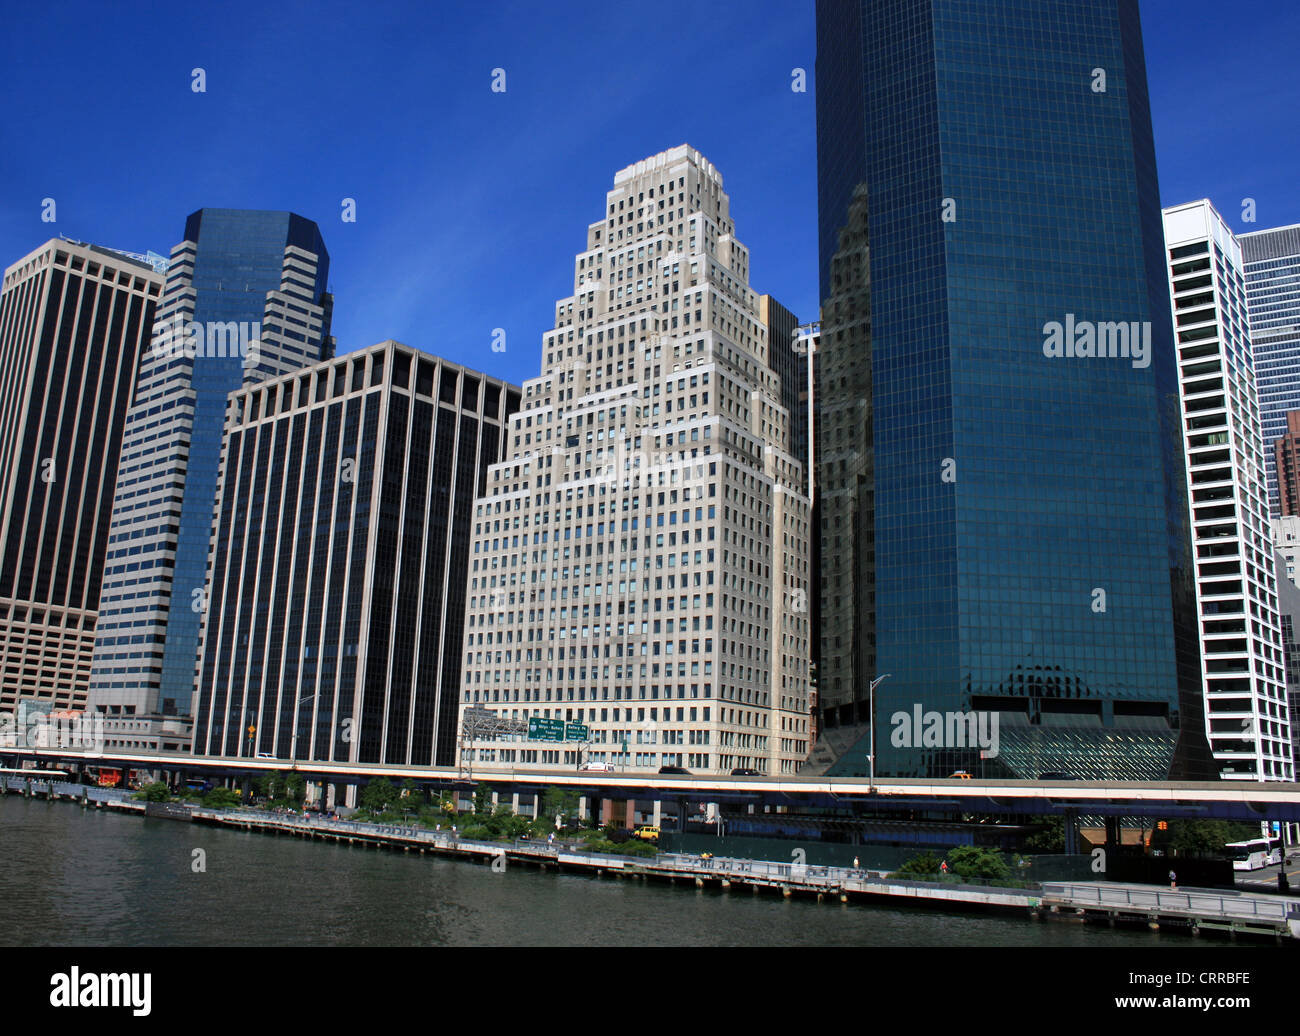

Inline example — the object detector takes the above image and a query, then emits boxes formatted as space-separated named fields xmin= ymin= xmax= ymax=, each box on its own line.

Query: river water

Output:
xmin=0 ymin=795 xmax=1225 ymax=947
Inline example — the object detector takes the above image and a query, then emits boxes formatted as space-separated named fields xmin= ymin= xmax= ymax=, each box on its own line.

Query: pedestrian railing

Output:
xmin=1040 ymin=881 xmax=1295 ymax=921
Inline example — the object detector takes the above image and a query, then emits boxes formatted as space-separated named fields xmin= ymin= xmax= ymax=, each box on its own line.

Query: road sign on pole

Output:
xmin=565 ymin=722 xmax=589 ymax=742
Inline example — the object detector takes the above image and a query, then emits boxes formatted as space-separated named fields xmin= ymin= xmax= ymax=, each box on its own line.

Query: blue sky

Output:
xmin=1 ymin=0 xmax=1296 ymax=389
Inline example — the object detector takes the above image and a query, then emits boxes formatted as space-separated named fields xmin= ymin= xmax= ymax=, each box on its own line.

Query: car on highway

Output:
xmin=658 ymin=765 xmax=691 ymax=775
xmin=730 ymin=768 xmax=762 ymax=776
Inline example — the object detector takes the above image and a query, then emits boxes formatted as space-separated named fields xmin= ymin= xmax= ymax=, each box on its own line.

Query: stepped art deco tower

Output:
xmin=457 ymin=145 xmax=813 ymax=776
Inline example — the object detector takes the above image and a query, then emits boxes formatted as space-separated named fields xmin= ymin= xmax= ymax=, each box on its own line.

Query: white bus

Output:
xmin=1225 ymin=837 xmax=1282 ymax=871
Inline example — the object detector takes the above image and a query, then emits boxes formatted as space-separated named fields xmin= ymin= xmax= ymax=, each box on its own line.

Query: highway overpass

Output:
xmin=4 ymin=744 xmax=1299 ymax=823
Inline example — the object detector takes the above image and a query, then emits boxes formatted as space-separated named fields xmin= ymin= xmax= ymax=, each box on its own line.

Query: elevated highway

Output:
xmin=3 ymin=744 xmax=1298 ymax=822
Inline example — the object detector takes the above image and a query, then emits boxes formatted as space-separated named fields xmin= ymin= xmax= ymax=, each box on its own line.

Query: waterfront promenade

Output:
xmin=6 ymin=774 xmax=1296 ymax=942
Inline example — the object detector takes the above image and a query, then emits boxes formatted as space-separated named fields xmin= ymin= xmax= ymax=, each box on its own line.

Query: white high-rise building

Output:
xmin=1162 ymin=200 xmax=1293 ymax=780
xmin=1272 ymin=516 xmax=1300 ymax=590
xmin=458 ymin=145 xmax=812 ymax=776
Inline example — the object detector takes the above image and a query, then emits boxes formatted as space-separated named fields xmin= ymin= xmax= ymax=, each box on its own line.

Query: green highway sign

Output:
xmin=528 ymin=717 xmax=565 ymax=742
xmin=565 ymin=722 xmax=589 ymax=742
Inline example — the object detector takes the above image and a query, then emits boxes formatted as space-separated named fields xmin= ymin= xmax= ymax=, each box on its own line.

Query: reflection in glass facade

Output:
xmin=815 ymin=0 xmax=1211 ymax=779
xmin=191 ymin=342 xmax=519 ymax=767
xmin=88 ymin=210 xmax=333 ymax=722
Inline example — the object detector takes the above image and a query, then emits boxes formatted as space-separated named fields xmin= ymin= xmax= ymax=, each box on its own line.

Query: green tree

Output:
xmin=1022 ymin=816 xmax=1065 ymax=854
xmin=894 ymin=851 xmax=941 ymax=878
xmin=284 ymin=772 xmax=306 ymax=805
xmin=542 ymin=786 xmax=579 ymax=823
xmin=256 ymin=770 xmax=299 ymax=803
xmin=474 ymin=782 xmax=492 ymax=816
xmin=206 ymin=787 xmax=241 ymax=809
xmin=947 ymin=846 xmax=1009 ymax=881
xmin=138 ymin=782 xmax=171 ymax=802
xmin=360 ymin=777 xmax=399 ymax=814
xmin=1159 ymin=819 xmax=1264 ymax=856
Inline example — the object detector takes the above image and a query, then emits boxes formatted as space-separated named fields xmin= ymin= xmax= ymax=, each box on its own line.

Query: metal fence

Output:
xmin=1041 ymin=881 xmax=1298 ymax=921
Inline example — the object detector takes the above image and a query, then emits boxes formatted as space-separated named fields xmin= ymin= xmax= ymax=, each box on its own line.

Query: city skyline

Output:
xmin=1 ymin=0 xmax=1296 ymax=394
xmin=4 ymin=0 xmax=1300 ymax=964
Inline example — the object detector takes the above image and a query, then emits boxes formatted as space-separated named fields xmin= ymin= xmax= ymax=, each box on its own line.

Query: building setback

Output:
xmin=87 ymin=210 xmax=333 ymax=742
xmin=192 ymin=341 xmax=519 ymax=767
xmin=1240 ymin=223 xmax=1300 ymax=516
xmin=814 ymin=0 xmax=1212 ymax=780
xmin=0 ymin=239 xmax=162 ymax=715
xmin=459 ymin=145 xmax=812 ymax=776
xmin=1162 ymin=200 xmax=1292 ymax=780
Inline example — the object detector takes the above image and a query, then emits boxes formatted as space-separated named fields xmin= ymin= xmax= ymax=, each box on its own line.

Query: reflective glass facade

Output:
xmin=815 ymin=0 xmax=1210 ymax=779
xmin=89 ymin=210 xmax=332 ymax=720
xmin=192 ymin=342 xmax=518 ymax=766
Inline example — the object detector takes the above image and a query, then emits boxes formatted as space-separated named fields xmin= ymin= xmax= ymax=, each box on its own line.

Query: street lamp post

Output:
xmin=289 ymin=693 xmax=315 ymax=762
xmin=868 ymin=674 xmax=892 ymax=789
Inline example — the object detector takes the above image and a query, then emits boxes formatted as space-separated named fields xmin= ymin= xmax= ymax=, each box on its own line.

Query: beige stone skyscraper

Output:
xmin=458 ymin=145 xmax=811 ymax=776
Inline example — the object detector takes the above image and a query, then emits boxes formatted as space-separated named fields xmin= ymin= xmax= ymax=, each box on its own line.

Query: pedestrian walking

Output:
xmin=1168 ymin=869 xmax=1177 ymax=889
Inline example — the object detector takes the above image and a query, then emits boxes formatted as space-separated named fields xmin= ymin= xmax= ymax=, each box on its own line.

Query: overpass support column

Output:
xmin=1064 ymin=809 xmax=1077 ymax=855
xmin=578 ymin=795 xmax=588 ymax=822
xmin=511 ymin=792 xmax=520 ymax=815
xmin=625 ymin=799 xmax=636 ymax=829
xmin=653 ymin=800 xmax=662 ymax=826
xmin=1104 ymin=816 xmax=1120 ymax=852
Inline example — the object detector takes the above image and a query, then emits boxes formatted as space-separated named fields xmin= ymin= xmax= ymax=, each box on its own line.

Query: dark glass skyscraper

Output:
xmin=815 ymin=0 xmax=1210 ymax=779
xmin=88 ymin=210 xmax=333 ymax=728
xmin=191 ymin=341 xmax=519 ymax=770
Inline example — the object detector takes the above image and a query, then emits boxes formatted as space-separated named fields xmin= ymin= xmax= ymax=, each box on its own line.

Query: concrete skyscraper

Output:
xmin=814 ymin=0 xmax=1211 ymax=780
xmin=1162 ymin=200 xmax=1292 ymax=780
xmin=0 ymin=239 xmax=162 ymax=715
xmin=87 ymin=210 xmax=333 ymax=746
xmin=458 ymin=145 xmax=812 ymax=776
xmin=1240 ymin=223 xmax=1300 ymax=516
